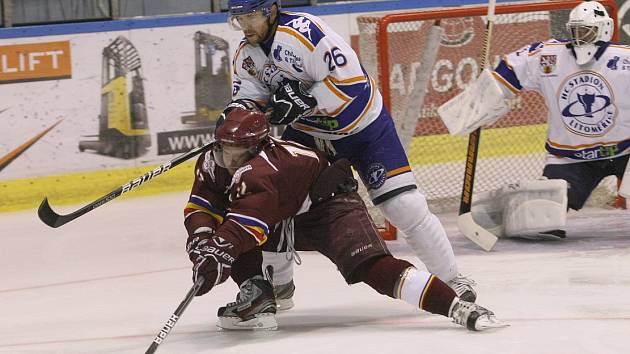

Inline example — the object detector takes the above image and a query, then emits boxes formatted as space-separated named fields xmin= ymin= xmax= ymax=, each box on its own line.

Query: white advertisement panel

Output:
xmin=0 ymin=11 xmax=364 ymax=211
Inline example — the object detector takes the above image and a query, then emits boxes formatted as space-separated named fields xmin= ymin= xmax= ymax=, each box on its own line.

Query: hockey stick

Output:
xmin=457 ymin=0 xmax=499 ymax=252
xmin=399 ymin=22 xmax=444 ymax=151
xmin=145 ymin=276 xmax=205 ymax=354
xmin=38 ymin=142 xmax=214 ymax=228
xmin=618 ymin=156 xmax=630 ymax=199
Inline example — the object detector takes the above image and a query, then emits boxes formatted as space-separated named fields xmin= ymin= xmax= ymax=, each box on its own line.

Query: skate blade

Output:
xmin=276 ymin=298 xmax=294 ymax=311
xmin=217 ymin=313 xmax=278 ymax=331
xmin=474 ymin=315 xmax=510 ymax=331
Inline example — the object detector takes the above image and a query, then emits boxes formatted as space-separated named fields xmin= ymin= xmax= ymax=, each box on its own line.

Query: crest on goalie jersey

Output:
xmin=539 ymin=55 xmax=557 ymax=74
xmin=558 ymin=71 xmax=617 ymax=137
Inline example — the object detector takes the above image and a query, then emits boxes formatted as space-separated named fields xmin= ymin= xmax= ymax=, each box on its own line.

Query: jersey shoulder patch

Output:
xmin=277 ymin=12 xmax=326 ymax=51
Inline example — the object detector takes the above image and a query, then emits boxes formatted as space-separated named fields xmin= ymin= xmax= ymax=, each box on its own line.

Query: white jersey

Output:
xmin=494 ymin=39 xmax=630 ymax=164
xmin=231 ymin=11 xmax=383 ymax=140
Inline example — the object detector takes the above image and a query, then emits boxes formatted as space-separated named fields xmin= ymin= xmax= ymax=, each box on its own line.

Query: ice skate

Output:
xmin=217 ymin=275 xmax=278 ymax=331
xmin=274 ymin=280 xmax=295 ymax=311
xmin=447 ymin=274 xmax=477 ymax=303
xmin=449 ymin=298 xmax=508 ymax=331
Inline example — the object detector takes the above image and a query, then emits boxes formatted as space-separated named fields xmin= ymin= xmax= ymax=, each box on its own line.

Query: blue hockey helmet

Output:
xmin=228 ymin=0 xmax=280 ymax=17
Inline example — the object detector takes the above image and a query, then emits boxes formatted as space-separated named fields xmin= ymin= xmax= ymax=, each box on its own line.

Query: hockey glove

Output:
xmin=269 ymin=80 xmax=317 ymax=125
xmin=186 ymin=230 xmax=237 ymax=296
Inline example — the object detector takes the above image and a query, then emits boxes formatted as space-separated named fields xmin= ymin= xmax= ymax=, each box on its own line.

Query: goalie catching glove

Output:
xmin=269 ymin=80 xmax=317 ymax=125
xmin=437 ymin=69 xmax=513 ymax=136
xmin=186 ymin=228 xmax=238 ymax=296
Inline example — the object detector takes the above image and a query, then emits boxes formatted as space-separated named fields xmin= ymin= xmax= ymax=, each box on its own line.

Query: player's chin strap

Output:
xmin=279 ymin=217 xmax=302 ymax=265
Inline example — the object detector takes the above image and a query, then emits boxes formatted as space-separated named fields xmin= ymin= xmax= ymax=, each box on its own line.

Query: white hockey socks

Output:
xmin=262 ymin=251 xmax=294 ymax=286
xmin=395 ymin=267 xmax=432 ymax=307
xmin=379 ymin=189 xmax=458 ymax=282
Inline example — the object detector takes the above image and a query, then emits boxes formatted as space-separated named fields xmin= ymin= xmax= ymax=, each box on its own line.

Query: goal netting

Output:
xmin=356 ymin=0 xmax=622 ymax=233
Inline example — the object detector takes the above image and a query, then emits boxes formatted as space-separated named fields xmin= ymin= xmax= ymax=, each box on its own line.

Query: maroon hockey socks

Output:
xmin=356 ymin=255 xmax=457 ymax=317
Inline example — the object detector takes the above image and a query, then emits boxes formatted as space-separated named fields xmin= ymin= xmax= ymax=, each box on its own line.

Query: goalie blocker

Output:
xmin=471 ymin=179 xmax=568 ymax=240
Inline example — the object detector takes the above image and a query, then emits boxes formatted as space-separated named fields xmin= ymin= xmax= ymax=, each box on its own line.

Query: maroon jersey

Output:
xmin=184 ymin=138 xmax=328 ymax=252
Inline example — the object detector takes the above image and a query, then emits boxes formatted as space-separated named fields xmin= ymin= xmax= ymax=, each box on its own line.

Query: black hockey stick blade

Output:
xmin=38 ymin=197 xmax=65 ymax=228
xmin=38 ymin=193 xmax=117 ymax=228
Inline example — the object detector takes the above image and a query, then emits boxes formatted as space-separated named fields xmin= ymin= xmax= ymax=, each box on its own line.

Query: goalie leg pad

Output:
xmin=502 ymin=179 xmax=568 ymax=239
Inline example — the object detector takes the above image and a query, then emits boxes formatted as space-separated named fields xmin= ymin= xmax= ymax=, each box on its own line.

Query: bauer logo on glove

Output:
xmin=269 ymin=80 xmax=317 ymax=125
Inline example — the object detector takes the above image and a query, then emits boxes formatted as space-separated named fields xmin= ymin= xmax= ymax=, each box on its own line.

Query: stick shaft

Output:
xmin=145 ymin=276 xmax=205 ymax=354
xmin=459 ymin=0 xmax=496 ymax=215
xmin=38 ymin=142 xmax=213 ymax=228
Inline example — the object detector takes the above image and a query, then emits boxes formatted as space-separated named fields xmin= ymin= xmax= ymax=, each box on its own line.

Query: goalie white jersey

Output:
xmin=494 ymin=39 xmax=630 ymax=164
xmin=231 ymin=11 xmax=382 ymax=140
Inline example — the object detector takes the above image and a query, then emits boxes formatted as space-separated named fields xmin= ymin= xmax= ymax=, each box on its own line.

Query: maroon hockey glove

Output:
xmin=186 ymin=231 xmax=237 ymax=296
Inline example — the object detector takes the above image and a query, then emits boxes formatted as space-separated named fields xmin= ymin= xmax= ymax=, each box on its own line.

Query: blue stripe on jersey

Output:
xmin=528 ymin=42 xmax=543 ymax=53
xmin=494 ymin=59 xmax=523 ymax=91
xmin=326 ymin=65 xmax=370 ymax=97
xmin=226 ymin=213 xmax=269 ymax=244
xmin=279 ymin=13 xmax=326 ymax=48
xmin=299 ymin=76 xmax=372 ymax=132
xmin=189 ymin=195 xmax=225 ymax=217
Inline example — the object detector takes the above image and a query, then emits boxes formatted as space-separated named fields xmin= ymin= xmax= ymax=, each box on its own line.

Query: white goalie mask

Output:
xmin=566 ymin=1 xmax=614 ymax=65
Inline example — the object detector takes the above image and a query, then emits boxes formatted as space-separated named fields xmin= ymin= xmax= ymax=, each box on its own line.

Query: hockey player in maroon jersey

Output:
xmin=183 ymin=107 xmax=505 ymax=331
xmin=226 ymin=0 xmax=476 ymax=305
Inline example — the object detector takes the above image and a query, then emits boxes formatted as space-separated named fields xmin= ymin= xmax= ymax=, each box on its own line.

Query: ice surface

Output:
xmin=1 ymin=193 xmax=629 ymax=354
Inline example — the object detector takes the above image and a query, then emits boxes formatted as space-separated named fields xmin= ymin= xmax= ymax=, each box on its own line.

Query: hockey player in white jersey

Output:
xmin=223 ymin=0 xmax=477 ymax=307
xmin=439 ymin=1 xmax=630 ymax=240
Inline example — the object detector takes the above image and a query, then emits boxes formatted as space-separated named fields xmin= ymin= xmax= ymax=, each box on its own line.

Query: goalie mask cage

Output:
xmin=357 ymin=0 xmax=622 ymax=240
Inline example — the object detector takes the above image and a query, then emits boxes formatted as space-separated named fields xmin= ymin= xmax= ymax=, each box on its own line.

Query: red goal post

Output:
xmin=357 ymin=0 xmax=621 ymax=240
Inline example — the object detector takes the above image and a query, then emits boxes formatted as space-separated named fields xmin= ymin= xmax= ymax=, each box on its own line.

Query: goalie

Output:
xmin=438 ymin=1 xmax=630 ymax=240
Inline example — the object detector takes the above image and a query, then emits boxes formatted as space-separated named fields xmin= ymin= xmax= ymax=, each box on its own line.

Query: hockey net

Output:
xmin=356 ymin=0 xmax=623 ymax=237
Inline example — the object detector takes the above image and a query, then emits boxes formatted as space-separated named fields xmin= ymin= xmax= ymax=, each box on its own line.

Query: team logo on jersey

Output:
xmin=558 ymin=71 xmax=617 ymax=137
xmin=202 ymin=151 xmax=216 ymax=182
xmin=540 ymin=55 xmax=557 ymax=74
xmin=365 ymin=163 xmax=387 ymax=189
xmin=272 ymin=45 xmax=304 ymax=72
xmin=259 ymin=62 xmax=296 ymax=91
xmin=439 ymin=17 xmax=474 ymax=47
xmin=242 ymin=56 xmax=257 ymax=76
xmin=273 ymin=45 xmax=283 ymax=61
xmin=287 ymin=17 xmax=312 ymax=40
xmin=607 ymin=56 xmax=620 ymax=70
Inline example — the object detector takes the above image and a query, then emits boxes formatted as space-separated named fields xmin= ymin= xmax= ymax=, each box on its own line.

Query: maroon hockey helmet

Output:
xmin=213 ymin=108 xmax=270 ymax=170
xmin=214 ymin=107 xmax=270 ymax=149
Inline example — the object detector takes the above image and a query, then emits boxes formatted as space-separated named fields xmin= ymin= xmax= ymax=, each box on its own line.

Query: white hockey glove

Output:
xmin=269 ymin=81 xmax=317 ymax=125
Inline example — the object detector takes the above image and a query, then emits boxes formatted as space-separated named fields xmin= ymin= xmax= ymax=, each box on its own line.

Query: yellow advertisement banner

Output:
xmin=0 ymin=41 xmax=72 ymax=83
